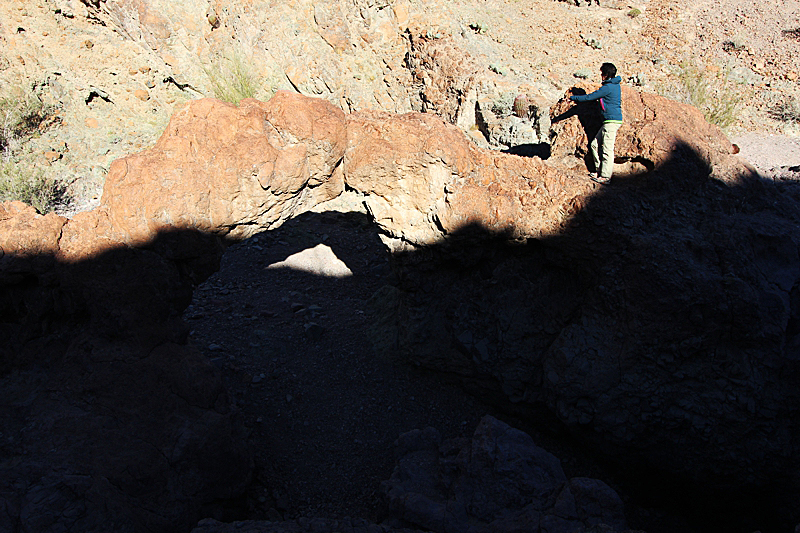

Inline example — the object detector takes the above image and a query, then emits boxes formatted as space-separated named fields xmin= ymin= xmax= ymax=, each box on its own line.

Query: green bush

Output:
xmin=0 ymin=82 xmax=63 ymax=213
xmin=0 ymin=84 xmax=54 ymax=152
xmin=203 ymin=53 xmax=263 ymax=105
xmin=673 ymin=62 xmax=742 ymax=129
xmin=0 ymin=162 xmax=64 ymax=214
xmin=627 ymin=8 xmax=642 ymax=18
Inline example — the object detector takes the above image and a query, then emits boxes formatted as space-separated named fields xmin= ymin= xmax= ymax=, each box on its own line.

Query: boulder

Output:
xmin=190 ymin=417 xmax=631 ymax=533
xmin=344 ymin=109 xmax=593 ymax=249
xmin=101 ymin=92 xmax=348 ymax=244
xmin=0 ymin=91 xmax=350 ymax=533
xmin=382 ymin=415 xmax=629 ymax=533
xmin=550 ymin=85 xmax=745 ymax=180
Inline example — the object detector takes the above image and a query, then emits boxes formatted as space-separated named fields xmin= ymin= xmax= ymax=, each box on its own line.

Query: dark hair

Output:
xmin=600 ymin=62 xmax=617 ymax=79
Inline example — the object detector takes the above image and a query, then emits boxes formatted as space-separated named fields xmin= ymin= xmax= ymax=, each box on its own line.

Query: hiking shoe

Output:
xmin=591 ymin=175 xmax=611 ymax=185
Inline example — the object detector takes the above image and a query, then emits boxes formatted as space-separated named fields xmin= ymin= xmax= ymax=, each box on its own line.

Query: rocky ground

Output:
xmin=184 ymin=202 xmax=496 ymax=523
xmin=4 ymin=1 xmax=800 ymax=532
xmin=183 ymin=201 xmax=692 ymax=532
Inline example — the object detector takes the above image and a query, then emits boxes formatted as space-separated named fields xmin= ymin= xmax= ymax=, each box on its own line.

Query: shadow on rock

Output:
xmin=4 ymin=120 xmax=800 ymax=533
xmin=380 ymin=141 xmax=800 ymax=532
xmin=0 ymin=227 xmax=252 ymax=533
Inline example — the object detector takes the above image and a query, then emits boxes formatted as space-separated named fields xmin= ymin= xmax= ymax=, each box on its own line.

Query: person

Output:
xmin=569 ymin=62 xmax=622 ymax=184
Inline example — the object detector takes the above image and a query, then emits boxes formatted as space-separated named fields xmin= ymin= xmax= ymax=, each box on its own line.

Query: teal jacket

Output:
xmin=570 ymin=76 xmax=623 ymax=122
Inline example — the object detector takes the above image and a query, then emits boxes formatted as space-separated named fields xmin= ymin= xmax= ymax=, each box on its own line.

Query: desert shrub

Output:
xmin=574 ymin=68 xmax=592 ymax=79
xmin=203 ymin=53 xmax=264 ymax=105
xmin=490 ymin=93 xmax=515 ymax=116
xmin=769 ymin=95 xmax=800 ymax=125
xmin=669 ymin=62 xmax=742 ymax=129
xmin=489 ymin=63 xmax=508 ymax=76
xmin=0 ymin=162 xmax=64 ymax=214
xmin=627 ymin=8 xmax=641 ymax=18
xmin=469 ymin=21 xmax=488 ymax=34
xmin=0 ymin=83 xmax=54 ymax=153
xmin=722 ymin=38 xmax=748 ymax=53
xmin=783 ymin=28 xmax=800 ymax=41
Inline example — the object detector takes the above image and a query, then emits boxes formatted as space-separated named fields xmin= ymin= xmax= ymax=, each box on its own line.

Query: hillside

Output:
xmin=4 ymin=2 xmax=800 ymax=533
xmin=2 ymin=0 xmax=800 ymax=213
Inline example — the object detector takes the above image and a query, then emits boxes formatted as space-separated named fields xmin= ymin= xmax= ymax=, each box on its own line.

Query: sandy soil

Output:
xmin=732 ymin=132 xmax=800 ymax=171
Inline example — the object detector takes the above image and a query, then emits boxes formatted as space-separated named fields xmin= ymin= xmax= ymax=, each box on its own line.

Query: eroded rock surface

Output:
xmin=2 ymin=86 xmax=800 ymax=531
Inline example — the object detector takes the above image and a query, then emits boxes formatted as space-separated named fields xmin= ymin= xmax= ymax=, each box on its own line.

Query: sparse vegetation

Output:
xmin=0 ymin=162 xmax=64 ymax=214
xmin=203 ymin=52 xmax=266 ymax=106
xmin=629 ymin=72 xmax=647 ymax=86
xmin=574 ymin=68 xmax=592 ymax=79
xmin=0 ymin=83 xmax=54 ymax=153
xmin=627 ymin=8 xmax=641 ymax=18
xmin=0 ymin=81 xmax=64 ymax=213
xmin=722 ymin=38 xmax=748 ymax=53
xmin=489 ymin=63 xmax=508 ymax=76
xmin=664 ymin=62 xmax=742 ymax=129
xmin=783 ymin=28 xmax=800 ymax=41
xmin=769 ymin=94 xmax=800 ymax=125
xmin=580 ymin=34 xmax=603 ymax=50
xmin=490 ymin=92 xmax=515 ymax=116
xmin=469 ymin=21 xmax=488 ymax=34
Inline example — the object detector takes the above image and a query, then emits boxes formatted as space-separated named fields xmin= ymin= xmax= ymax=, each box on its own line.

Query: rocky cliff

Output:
xmin=3 ymin=84 xmax=799 ymax=532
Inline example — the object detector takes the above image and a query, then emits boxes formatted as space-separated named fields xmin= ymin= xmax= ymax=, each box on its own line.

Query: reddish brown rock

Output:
xmin=101 ymin=92 xmax=347 ymax=246
xmin=4 ymin=87 xmax=800 ymax=531
xmin=0 ymin=201 xmax=66 ymax=259
xmin=344 ymin=109 xmax=593 ymax=248
xmin=550 ymin=85 xmax=750 ymax=181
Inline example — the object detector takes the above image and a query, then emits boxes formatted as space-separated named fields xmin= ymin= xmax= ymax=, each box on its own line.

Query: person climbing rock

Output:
xmin=570 ymin=62 xmax=622 ymax=184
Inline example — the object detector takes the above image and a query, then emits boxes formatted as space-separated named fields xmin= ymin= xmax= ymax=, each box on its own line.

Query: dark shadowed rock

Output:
xmin=3 ymin=85 xmax=800 ymax=531
xmin=382 ymin=415 xmax=628 ymax=533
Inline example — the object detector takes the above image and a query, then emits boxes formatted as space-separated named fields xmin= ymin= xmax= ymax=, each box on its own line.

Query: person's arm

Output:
xmin=570 ymin=84 xmax=611 ymax=102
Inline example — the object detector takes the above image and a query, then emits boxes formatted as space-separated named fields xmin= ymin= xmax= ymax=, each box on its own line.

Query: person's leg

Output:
xmin=589 ymin=128 xmax=602 ymax=174
xmin=598 ymin=122 xmax=621 ymax=179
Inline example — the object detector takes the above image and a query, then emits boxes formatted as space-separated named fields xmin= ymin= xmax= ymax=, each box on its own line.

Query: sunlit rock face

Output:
xmin=2 ymin=86 xmax=799 ymax=530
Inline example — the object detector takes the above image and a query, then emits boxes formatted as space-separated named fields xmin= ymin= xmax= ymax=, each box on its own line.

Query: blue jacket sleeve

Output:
xmin=570 ymin=85 xmax=612 ymax=102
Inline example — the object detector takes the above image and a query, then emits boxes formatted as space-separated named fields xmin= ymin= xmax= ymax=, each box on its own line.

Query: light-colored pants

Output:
xmin=590 ymin=121 xmax=621 ymax=179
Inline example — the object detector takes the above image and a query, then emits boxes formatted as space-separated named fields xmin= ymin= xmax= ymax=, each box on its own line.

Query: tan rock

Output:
xmin=0 ymin=201 xmax=66 ymax=258
xmin=84 ymin=117 xmax=99 ymax=128
xmin=134 ymin=89 xmax=150 ymax=101
xmin=344 ymin=109 xmax=592 ymax=247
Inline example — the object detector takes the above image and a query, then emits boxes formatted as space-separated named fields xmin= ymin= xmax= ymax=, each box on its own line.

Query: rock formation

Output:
xmin=0 ymin=202 xmax=252 ymax=532
xmin=2 ymin=86 xmax=800 ymax=530
xmin=382 ymin=416 xmax=629 ymax=533
xmin=191 ymin=416 xmax=634 ymax=533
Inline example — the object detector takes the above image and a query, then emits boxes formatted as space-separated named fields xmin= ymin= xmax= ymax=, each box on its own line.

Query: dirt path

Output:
xmin=732 ymin=132 xmax=800 ymax=170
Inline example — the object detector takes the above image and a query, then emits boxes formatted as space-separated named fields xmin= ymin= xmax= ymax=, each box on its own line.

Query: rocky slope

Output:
xmin=4 ymin=1 xmax=800 ymax=532
xmin=3 ymin=83 xmax=800 ymax=532
xmin=1 ymin=0 xmax=799 ymax=214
